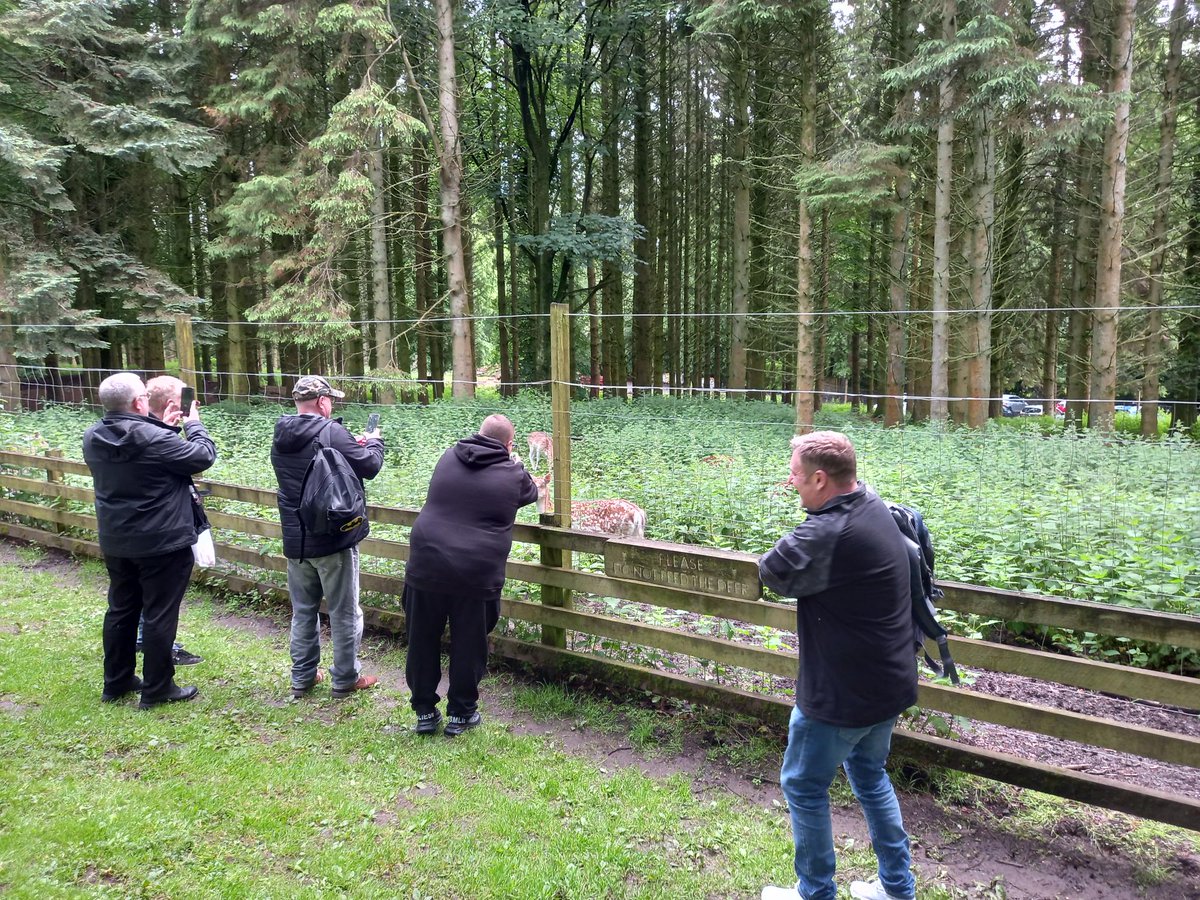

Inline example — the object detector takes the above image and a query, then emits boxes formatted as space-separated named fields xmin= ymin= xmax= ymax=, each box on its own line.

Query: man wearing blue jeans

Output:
xmin=270 ymin=376 xmax=384 ymax=700
xmin=759 ymin=432 xmax=918 ymax=900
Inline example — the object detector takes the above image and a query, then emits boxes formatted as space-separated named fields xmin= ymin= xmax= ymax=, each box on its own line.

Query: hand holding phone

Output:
xmin=179 ymin=385 xmax=197 ymax=421
xmin=362 ymin=412 xmax=381 ymax=442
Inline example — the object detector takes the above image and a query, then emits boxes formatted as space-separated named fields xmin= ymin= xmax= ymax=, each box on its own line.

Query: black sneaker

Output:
xmin=413 ymin=711 xmax=442 ymax=735
xmin=172 ymin=647 xmax=204 ymax=666
xmin=443 ymin=712 xmax=481 ymax=737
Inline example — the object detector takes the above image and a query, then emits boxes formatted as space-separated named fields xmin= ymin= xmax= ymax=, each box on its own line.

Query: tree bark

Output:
xmin=793 ymin=17 xmax=817 ymax=429
xmin=930 ymin=0 xmax=957 ymax=423
xmin=727 ymin=34 xmax=751 ymax=394
xmin=1088 ymin=0 xmax=1136 ymax=432
xmin=966 ymin=104 xmax=995 ymax=427
xmin=631 ymin=33 xmax=656 ymax=397
xmin=1140 ymin=0 xmax=1186 ymax=438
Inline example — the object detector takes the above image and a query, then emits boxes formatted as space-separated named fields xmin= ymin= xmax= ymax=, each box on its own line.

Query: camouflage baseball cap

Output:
xmin=292 ymin=375 xmax=346 ymax=401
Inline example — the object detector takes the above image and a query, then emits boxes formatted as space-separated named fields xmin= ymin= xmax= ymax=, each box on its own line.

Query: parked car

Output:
xmin=1021 ymin=401 xmax=1044 ymax=416
xmin=1115 ymin=402 xmax=1140 ymax=415
xmin=1001 ymin=394 xmax=1027 ymax=417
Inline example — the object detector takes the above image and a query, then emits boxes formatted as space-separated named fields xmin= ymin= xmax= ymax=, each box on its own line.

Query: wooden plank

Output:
xmin=939 ymin=581 xmax=1200 ymax=649
xmin=0 ymin=496 xmax=96 ymax=530
xmin=918 ymin=682 xmax=1200 ymax=767
xmin=492 ymin=639 xmax=1200 ymax=832
xmin=605 ymin=537 xmax=761 ymax=601
xmin=541 ymin=302 xmax=574 ymax=648
xmin=0 ymin=473 xmax=95 ymax=503
xmin=0 ymin=521 xmax=100 ymax=558
xmin=947 ymin=636 xmax=1200 ymax=710
xmin=0 ymin=450 xmax=90 ymax=477
xmin=501 ymin=597 xmax=796 ymax=677
xmin=504 ymin=558 xmax=796 ymax=630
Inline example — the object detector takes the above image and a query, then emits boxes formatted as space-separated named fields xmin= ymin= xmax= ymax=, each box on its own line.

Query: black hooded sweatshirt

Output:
xmin=405 ymin=433 xmax=539 ymax=597
xmin=83 ymin=414 xmax=217 ymax=558
xmin=270 ymin=414 xmax=384 ymax=559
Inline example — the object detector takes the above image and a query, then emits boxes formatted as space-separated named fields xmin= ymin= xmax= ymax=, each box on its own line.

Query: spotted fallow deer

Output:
xmin=527 ymin=431 xmax=553 ymax=471
xmin=532 ymin=473 xmax=646 ymax=538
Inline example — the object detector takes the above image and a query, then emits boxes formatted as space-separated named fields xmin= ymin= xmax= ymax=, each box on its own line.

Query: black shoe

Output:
xmin=101 ymin=676 xmax=144 ymax=703
xmin=413 ymin=711 xmax=442 ymax=735
xmin=138 ymin=685 xmax=199 ymax=709
xmin=443 ymin=712 xmax=481 ymax=737
xmin=172 ymin=647 xmax=204 ymax=666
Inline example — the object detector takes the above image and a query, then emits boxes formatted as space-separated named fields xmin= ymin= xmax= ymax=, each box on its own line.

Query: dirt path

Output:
xmin=7 ymin=540 xmax=1197 ymax=899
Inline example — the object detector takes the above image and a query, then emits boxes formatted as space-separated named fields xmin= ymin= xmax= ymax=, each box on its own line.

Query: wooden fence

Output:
xmin=0 ymin=446 xmax=1197 ymax=832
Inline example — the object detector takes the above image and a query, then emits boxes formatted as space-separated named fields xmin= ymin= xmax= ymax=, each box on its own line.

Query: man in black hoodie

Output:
xmin=759 ymin=432 xmax=917 ymax=900
xmin=83 ymin=372 xmax=217 ymax=708
xmin=403 ymin=414 xmax=538 ymax=736
xmin=270 ymin=375 xmax=384 ymax=700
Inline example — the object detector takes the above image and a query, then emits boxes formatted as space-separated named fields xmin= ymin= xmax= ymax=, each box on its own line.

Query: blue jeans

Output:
xmin=287 ymin=547 xmax=363 ymax=692
xmin=780 ymin=707 xmax=915 ymax=900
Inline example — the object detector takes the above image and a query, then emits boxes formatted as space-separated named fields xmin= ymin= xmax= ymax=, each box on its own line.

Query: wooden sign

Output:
xmin=605 ymin=537 xmax=762 ymax=601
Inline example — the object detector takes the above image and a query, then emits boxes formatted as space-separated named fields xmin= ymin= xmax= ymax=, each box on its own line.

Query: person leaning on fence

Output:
xmin=129 ymin=375 xmax=204 ymax=667
xmin=759 ymin=431 xmax=918 ymax=900
xmin=270 ymin=375 xmax=383 ymax=700
xmin=402 ymin=414 xmax=538 ymax=736
xmin=84 ymin=372 xmax=217 ymax=708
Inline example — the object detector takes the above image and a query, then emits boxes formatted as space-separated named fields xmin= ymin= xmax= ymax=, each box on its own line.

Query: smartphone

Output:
xmin=366 ymin=412 xmax=380 ymax=432
xmin=180 ymin=385 xmax=195 ymax=415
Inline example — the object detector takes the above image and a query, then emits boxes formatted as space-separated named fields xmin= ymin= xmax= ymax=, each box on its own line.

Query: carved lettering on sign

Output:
xmin=604 ymin=538 xmax=761 ymax=601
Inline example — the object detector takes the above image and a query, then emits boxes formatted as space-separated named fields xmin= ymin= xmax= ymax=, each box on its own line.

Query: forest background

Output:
xmin=2 ymin=0 xmax=1200 ymax=436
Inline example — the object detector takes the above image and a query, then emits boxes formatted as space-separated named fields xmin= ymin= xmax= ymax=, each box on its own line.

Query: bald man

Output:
xmin=402 ymin=415 xmax=538 ymax=735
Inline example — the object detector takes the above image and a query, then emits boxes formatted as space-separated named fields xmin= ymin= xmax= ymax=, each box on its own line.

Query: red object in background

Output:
xmin=578 ymin=373 xmax=605 ymax=386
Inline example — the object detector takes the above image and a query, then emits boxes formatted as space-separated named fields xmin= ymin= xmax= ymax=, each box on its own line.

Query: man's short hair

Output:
xmin=145 ymin=375 xmax=185 ymax=418
xmin=293 ymin=375 xmax=346 ymax=402
xmin=791 ymin=431 xmax=856 ymax=484
xmin=479 ymin=414 xmax=515 ymax=445
xmin=97 ymin=372 xmax=144 ymax=413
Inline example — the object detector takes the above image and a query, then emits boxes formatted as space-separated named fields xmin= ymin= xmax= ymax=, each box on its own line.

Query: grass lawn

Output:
xmin=0 ymin=549 xmax=867 ymax=900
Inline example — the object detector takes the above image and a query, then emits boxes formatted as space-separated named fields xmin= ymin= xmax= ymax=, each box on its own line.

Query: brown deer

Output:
xmin=533 ymin=473 xmax=646 ymax=538
xmin=700 ymin=454 xmax=735 ymax=466
xmin=527 ymin=431 xmax=553 ymax=471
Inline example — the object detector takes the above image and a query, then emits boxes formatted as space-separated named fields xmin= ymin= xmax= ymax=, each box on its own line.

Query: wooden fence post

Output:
xmin=175 ymin=314 xmax=196 ymax=391
xmin=540 ymin=303 xmax=573 ymax=648
xmin=45 ymin=449 xmax=65 ymax=534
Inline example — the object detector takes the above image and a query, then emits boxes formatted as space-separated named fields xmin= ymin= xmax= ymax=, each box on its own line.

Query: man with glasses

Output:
xmin=84 ymin=372 xmax=216 ymax=708
xmin=270 ymin=375 xmax=384 ymax=700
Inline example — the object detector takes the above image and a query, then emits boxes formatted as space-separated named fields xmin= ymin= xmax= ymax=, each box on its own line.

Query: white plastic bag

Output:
xmin=192 ymin=527 xmax=216 ymax=568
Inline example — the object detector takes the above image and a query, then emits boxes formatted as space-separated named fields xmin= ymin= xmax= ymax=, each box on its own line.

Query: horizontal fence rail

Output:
xmin=0 ymin=447 xmax=1197 ymax=831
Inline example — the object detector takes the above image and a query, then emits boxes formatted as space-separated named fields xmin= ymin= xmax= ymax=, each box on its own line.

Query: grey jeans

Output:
xmin=287 ymin=546 xmax=363 ymax=692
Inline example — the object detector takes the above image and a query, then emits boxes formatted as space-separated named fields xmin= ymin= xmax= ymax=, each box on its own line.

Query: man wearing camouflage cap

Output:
xmin=270 ymin=375 xmax=385 ymax=700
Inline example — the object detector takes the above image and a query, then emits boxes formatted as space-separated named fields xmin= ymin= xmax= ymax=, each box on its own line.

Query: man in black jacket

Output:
xmin=271 ymin=375 xmax=384 ymax=700
xmin=759 ymin=432 xmax=917 ymax=900
xmin=403 ymin=414 xmax=538 ymax=736
xmin=84 ymin=372 xmax=217 ymax=708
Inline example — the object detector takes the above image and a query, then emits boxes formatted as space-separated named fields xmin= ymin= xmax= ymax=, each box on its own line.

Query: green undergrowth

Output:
xmin=0 ymin=555 xmax=898 ymax=900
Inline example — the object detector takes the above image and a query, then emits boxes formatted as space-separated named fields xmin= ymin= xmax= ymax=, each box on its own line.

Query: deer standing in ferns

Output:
xmin=533 ymin=473 xmax=646 ymax=538
xmin=527 ymin=431 xmax=553 ymax=471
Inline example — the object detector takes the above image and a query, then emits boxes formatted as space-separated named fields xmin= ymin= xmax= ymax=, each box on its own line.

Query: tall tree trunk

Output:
xmin=365 ymin=45 xmax=395 ymax=405
xmin=413 ymin=134 xmax=432 ymax=401
xmin=1141 ymin=0 xmax=1186 ymax=437
xmin=1088 ymin=0 xmax=1135 ymax=432
xmin=631 ymin=33 xmax=656 ymax=397
xmin=435 ymin=0 xmax=474 ymax=398
xmin=966 ymin=104 xmax=995 ymax=427
xmin=601 ymin=64 xmax=626 ymax=397
xmin=1043 ymin=153 xmax=1067 ymax=407
xmin=930 ymin=0 xmax=957 ymax=422
xmin=794 ymin=19 xmax=816 ymax=429
xmin=727 ymin=34 xmax=751 ymax=393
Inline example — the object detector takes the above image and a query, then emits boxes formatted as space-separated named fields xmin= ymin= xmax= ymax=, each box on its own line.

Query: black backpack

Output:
xmin=886 ymin=501 xmax=960 ymax=685
xmin=296 ymin=421 xmax=367 ymax=560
